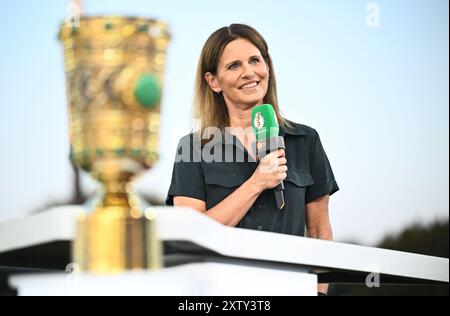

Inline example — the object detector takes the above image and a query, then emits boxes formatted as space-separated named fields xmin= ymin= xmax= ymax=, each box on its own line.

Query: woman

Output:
xmin=166 ymin=24 xmax=339 ymax=294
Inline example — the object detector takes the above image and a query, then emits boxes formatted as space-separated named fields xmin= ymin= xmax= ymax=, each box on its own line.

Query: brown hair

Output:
xmin=193 ymin=24 xmax=289 ymax=135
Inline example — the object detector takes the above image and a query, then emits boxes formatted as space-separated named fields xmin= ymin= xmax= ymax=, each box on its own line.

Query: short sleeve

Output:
xmin=305 ymin=129 xmax=339 ymax=204
xmin=165 ymin=134 xmax=206 ymax=206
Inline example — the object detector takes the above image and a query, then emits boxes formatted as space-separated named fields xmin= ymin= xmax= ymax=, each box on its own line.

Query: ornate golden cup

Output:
xmin=59 ymin=16 xmax=170 ymax=273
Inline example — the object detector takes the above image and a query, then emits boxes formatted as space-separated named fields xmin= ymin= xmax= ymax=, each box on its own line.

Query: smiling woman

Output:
xmin=165 ymin=24 xmax=339 ymax=295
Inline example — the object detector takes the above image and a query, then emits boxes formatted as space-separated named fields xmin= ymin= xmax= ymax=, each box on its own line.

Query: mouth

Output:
xmin=239 ymin=81 xmax=260 ymax=90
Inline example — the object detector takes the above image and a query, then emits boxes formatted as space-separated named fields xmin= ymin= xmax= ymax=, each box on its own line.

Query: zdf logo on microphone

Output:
xmin=254 ymin=112 xmax=265 ymax=129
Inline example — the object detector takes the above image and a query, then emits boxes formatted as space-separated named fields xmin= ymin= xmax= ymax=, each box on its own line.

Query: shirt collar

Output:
xmin=280 ymin=121 xmax=307 ymax=137
xmin=201 ymin=129 xmax=235 ymax=146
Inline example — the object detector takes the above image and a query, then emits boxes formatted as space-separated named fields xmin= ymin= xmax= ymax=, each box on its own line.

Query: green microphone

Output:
xmin=251 ymin=104 xmax=286 ymax=210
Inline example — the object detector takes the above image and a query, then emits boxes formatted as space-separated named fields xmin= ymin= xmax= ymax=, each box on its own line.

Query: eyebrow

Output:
xmin=224 ymin=55 xmax=261 ymax=68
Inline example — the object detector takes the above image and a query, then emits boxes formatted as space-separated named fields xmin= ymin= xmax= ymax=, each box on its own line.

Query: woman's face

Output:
xmin=206 ymin=38 xmax=269 ymax=110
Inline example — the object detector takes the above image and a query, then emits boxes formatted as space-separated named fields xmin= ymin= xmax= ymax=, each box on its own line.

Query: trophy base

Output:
xmin=73 ymin=207 xmax=161 ymax=273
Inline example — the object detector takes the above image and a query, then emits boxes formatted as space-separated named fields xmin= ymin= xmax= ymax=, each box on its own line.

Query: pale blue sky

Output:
xmin=0 ymin=0 xmax=448 ymax=245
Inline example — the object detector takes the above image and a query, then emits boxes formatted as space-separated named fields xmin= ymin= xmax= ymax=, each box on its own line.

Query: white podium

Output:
xmin=1 ymin=206 xmax=448 ymax=296
xmin=9 ymin=263 xmax=316 ymax=296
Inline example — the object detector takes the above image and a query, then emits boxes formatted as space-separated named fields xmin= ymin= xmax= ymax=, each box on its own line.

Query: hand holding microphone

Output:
xmin=251 ymin=104 xmax=287 ymax=209
xmin=250 ymin=148 xmax=287 ymax=195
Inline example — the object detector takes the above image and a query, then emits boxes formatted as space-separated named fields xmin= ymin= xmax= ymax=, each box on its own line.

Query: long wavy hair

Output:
xmin=193 ymin=24 xmax=289 ymax=136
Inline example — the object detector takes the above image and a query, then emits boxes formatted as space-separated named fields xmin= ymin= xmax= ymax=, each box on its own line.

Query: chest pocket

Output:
xmin=205 ymin=173 xmax=246 ymax=188
xmin=204 ymin=172 xmax=246 ymax=209
xmin=284 ymin=170 xmax=314 ymax=206
xmin=285 ymin=170 xmax=314 ymax=187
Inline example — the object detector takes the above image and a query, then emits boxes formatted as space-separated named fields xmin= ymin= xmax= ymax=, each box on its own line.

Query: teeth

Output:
xmin=241 ymin=82 xmax=257 ymax=89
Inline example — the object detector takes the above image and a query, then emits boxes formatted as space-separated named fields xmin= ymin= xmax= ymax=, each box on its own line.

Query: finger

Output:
xmin=278 ymin=157 xmax=287 ymax=166
xmin=262 ymin=151 xmax=277 ymax=162
xmin=279 ymin=172 xmax=287 ymax=181
xmin=277 ymin=149 xmax=285 ymax=157
xmin=279 ymin=165 xmax=288 ymax=173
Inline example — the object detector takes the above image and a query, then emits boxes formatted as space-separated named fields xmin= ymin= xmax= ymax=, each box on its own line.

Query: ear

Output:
xmin=205 ymin=72 xmax=222 ymax=93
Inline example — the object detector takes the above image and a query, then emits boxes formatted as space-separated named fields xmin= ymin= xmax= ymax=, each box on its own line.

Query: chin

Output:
xmin=239 ymin=99 xmax=258 ymax=107
xmin=241 ymin=94 xmax=264 ymax=104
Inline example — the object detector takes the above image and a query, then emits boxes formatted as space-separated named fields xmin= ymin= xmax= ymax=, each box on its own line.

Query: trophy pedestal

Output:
xmin=9 ymin=262 xmax=316 ymax=296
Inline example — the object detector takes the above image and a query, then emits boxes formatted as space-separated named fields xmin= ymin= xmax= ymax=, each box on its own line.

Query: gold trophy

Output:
xmin=59 ymin=16 xmax=170 ymax=273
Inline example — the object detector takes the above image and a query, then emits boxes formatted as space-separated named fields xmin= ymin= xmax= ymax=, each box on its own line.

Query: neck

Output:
xmin=228 ymin=106 xmax=253 ymax=130
xmin=227 ymin=107 xmax=256 ymax=150
xmin=227 ymin=100 xmax=260 ymax=129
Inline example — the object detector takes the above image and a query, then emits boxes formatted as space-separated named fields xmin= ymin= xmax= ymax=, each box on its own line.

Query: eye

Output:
xmin=250 ymin=57 xmax=261 ymax=64
xmin=228 ymin=63 xmax=240 ymax=70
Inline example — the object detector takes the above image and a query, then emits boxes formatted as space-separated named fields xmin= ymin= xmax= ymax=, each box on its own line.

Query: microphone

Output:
xmin=251 ymin=104 xmax=285 ymax=210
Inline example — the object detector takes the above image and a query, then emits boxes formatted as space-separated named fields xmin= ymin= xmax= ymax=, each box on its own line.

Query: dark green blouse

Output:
xmin=166 ymin=121 xmax=339 ymax=237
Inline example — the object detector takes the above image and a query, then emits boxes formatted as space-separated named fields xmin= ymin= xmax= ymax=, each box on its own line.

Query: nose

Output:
xmin=241 ymin=62 xmax=255 ymax=80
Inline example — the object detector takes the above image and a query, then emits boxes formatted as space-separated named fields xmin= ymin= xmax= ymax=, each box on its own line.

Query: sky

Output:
xmin=0 ymin=0 xmax=448 ymax=246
